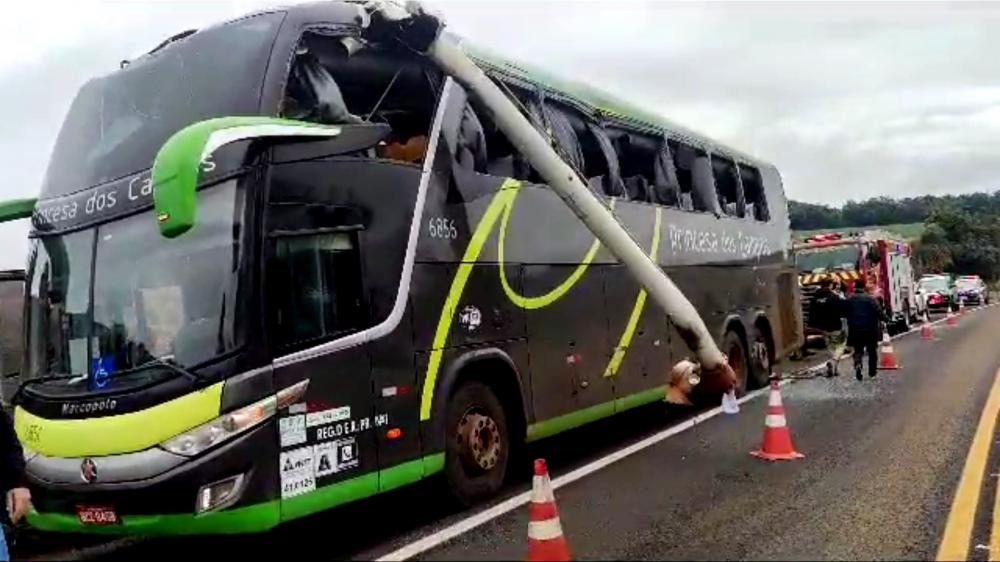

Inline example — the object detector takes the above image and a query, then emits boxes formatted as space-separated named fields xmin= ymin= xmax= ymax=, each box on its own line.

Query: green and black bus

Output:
xmin=6 ymin=2 xmax=802 ymax=535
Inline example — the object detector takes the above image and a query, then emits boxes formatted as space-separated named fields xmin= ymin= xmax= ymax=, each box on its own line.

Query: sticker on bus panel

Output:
xmin=279 ymin=445 xmax=315 ymax=499
xmin=279 ymin=415 xmax=307 ymax=448
xmin=305 ymin=406 xmax=351 ymax=428
xmin=90 ymin=356 xmax=117 ymax=390
xmin=314 ymin=437 xmax=359 ymax=478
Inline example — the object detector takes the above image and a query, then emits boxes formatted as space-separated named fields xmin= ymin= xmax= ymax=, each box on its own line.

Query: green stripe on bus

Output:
xmin=27 ymin=454 xmax=446 ymax=535
xmin=497 ymin=185 xmax=606 ymax=310
xmin=420 ymin=182 xmax=520 ymax=421
xmin=15 ymin=382 xmax=224 ymax=457
xmin=525 ymin=385 xmax=666 ymax=443
xmin=421 ymin=179 xmax=628 ymax=421
xmin=604 ymin=207 xmax=662 ymax=378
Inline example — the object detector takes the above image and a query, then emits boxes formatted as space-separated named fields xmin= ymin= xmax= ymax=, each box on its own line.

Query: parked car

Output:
xmin=955 ymin=275 xmax=990 ymax=306
xmin=917 ymin=275 xmax=955 ymax=311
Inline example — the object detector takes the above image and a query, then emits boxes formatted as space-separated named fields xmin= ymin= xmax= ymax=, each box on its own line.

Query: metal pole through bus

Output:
xmin=362 ymin=2 xmax=734 ymax=387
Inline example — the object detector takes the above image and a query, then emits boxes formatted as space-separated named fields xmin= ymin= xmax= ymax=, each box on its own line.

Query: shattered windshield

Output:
xmin=26 ymin=181 xmax=245 ymax=388
xmin=40 ymin=12 xmax=282 ymax=197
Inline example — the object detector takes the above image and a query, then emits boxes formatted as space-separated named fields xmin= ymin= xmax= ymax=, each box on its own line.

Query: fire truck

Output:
xmin=794 ymin=230 xmax=922 ymax=337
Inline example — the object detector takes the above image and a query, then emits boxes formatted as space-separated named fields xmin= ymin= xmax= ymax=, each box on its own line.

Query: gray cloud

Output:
xmin=0 ymin=0 xmax=998 ymax=268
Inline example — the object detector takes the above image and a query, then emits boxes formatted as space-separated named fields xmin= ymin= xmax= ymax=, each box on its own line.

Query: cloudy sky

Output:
xmin=0 ymin=0 xmax=998 ymax=269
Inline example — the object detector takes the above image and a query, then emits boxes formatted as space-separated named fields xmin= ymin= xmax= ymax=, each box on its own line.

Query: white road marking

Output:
xmin=375 ymin=382 xmax=785 ymax=561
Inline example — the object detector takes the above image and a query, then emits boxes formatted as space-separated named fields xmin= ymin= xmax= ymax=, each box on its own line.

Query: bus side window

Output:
xmin=454 ymin=103 xmax=488 ymax=173
xmin=669 ymin=141 xmax=716 ymax=213
xmin=269 ymin=231 xmax=366 ymax=349
xmin=711 ymin=155 xmax=745 ymax=218
xmin=652 ymin=138 xmax=681 ymax=207
xmin=739 ymin=163 xmax=770 ymax=221
xmin=615 ymin=132 xmax=677 ymax=206
xmin=474 ymin=86 xmax=539 ymax=181
xmin=535 ymin=100 xmax=623 ymax=197
xmin=283 ymin=31 xmax=441 ymax=165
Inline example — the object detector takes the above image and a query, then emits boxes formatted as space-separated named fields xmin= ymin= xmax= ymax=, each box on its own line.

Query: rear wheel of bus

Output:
xmin=445 ymin=381 xmax=510 ymax=506
xmin=723 ymin=330 xmax=750 ymax=395
xmin=749 ymin=324 xmax=773 ymax=388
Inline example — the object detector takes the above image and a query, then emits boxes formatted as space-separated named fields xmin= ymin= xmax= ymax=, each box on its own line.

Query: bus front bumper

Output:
xmin=25 ymin=423 xmax=280 ymax=535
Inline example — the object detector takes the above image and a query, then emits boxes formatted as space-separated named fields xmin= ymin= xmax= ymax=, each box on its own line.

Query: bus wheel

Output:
xmin=724 ymin=330 xmax=750 ymax=395
xmin=445 ymin=382 xmax=509 ymax=506
xmin=749 ymin=325 xmax=772 ymax=389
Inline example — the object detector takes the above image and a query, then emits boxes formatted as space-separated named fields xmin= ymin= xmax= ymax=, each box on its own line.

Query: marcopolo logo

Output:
xmin=62 ymin=398 xmax=118 ymax=416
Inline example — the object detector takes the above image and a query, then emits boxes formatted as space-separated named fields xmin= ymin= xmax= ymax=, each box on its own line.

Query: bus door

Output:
xmin=265 ymin=160 xmax=386 ymax=516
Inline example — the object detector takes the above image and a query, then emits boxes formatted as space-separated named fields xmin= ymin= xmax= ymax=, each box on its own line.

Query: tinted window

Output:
xmin=269 ymin=232 xmax=366 ymax=348
xmin=42 ymin=13 xmax=283 ymax=197
xmin=739 ymin=164 xmax=769 ymax=221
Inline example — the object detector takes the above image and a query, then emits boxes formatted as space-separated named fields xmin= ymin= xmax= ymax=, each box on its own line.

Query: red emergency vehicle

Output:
xmin=794 ymin=230 xmax=922 ymax=336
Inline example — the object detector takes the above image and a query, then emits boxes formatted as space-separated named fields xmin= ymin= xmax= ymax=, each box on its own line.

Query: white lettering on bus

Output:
xmin=128 ymin=176 xmax=154 ymax=201
xmin=667 ymin=225 xmax=770 ymax=259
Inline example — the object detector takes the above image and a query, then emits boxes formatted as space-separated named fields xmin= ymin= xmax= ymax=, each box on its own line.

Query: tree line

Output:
xmin=789 ymin=191 xmax=1000 ymax=230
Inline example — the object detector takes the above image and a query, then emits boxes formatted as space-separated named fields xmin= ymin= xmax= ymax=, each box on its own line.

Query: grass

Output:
xmin=794 ymin=222 xmax=925 ymax=241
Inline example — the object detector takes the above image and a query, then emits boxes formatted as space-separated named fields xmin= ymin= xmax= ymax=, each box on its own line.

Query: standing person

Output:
xmin=843 ymin=280 xmax=884 ymax=381
xmin=812 ymin=279 xmax=846 ymax=371
xmin=0 ymin=408 xmax=30 ymax=562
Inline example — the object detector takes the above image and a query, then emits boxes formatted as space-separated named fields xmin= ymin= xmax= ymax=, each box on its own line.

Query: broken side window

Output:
xmin=652 ymin=138 xmax=681 ymax=207
xmin=454 ymin=103 xmax=488 ymax=173
xmin=476 ymin=84 xmax=540 ymax=181
xmin=612 ymin=130 xmax=657 ymax=203
xmin=739 ymin=163 xmax=770 ymax=222
xmin=282 ymin=31 xmax=441 ymax=165
xmin=555 ymin=106 xmax=625 ymax=198
xmin=711 ymin=155 xmax=745 ymax=218
xmin=669 ymin=140 xmax=717 ymax=213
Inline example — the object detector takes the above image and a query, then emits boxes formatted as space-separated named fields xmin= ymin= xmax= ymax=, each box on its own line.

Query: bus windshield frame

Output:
xmin=39 ymin=11 xmax=283 ymax=198
xmin=25 ymin=180 xmax=247 ymax=390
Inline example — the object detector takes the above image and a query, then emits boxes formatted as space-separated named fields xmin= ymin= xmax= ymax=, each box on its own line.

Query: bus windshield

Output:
xmin=25 ymin=181 xmax=244 ymax=388
xmin=40 ymin=12 xmax=282 ymax=198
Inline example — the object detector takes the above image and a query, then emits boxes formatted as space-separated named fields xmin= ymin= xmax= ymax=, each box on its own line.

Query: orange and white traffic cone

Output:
xmin=946 ymin=309 xmax=958 ymax=327
xmin=750 ymin=380 xmax=804 ymax=461
xmin=877 ymin=331 xmax=901 ymax=370
xmin=920 ymin=312 xmax=935 ymax=342
xmin=959 ymin=297 xmax=966 ymax=316
xmin=527 ymin=459 xmax=571 ymax=562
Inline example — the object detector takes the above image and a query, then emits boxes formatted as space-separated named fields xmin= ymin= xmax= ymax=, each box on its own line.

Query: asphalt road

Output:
xmin=17 ymin=305 xmax=1000 ymax=561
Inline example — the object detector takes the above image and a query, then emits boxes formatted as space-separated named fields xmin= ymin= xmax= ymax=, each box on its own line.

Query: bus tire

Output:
xmin=444 ymin=381 xmax=510 ymax=507
xmin=749 ymin=324 xmax=772 ymax=389
xmin=723 ymin=329 xmax=750 ymax=395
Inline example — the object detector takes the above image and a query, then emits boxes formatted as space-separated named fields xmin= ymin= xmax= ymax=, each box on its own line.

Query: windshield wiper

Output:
xmin=115 ymin=355 xmax=205 ymax=384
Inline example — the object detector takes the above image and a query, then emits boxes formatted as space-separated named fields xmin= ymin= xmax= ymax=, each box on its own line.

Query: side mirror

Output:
xmin=152 ymin=117 xmax=344 ymax=238
xmin=0 ymin=198 xmax=37 ymax=225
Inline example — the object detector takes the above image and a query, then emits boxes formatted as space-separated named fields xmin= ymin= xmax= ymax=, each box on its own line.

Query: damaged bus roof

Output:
xmin=463 ymin=39 xmax=767 ymax=167
xmin=148 ymin=1 xmax=768 ymax=168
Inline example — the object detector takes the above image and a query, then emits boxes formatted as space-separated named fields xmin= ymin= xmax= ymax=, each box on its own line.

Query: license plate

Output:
xmin=76 ymin=505 xmax=120 ymax=525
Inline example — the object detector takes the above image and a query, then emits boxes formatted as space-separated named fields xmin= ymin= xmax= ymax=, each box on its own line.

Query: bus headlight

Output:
xmin=161 ymin=380 xmax=308 ymax=457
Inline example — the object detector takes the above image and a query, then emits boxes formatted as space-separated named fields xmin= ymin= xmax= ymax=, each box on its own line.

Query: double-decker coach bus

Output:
xmin=3 ymin=2 xmax=801 ymax=534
